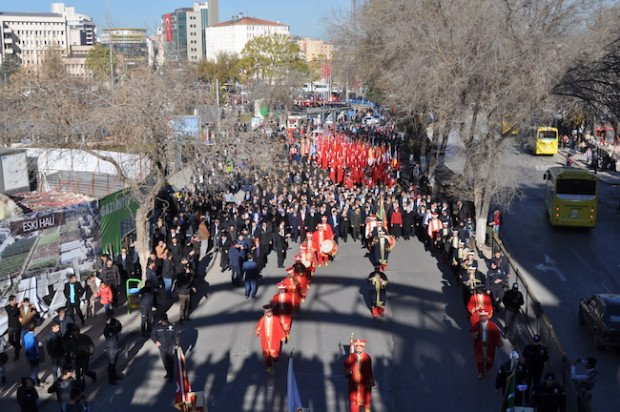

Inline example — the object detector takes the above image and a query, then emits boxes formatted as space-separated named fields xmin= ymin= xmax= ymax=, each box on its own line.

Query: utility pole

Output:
xmin=107 ymin=0 xmax=114 ymax=86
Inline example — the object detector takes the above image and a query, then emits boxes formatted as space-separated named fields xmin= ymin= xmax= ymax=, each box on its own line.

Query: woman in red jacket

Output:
xmin=97 ymin=281 xmax=114 ymax=316
xmin=389 ymin=206 xmax=403 ymax=239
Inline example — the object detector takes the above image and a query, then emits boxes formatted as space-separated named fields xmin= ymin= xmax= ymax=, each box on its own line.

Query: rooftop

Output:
xmin=0 ymin=11 xmax=62 ymax=18
xmin=209 ymin=16 xmax=287 ymax=28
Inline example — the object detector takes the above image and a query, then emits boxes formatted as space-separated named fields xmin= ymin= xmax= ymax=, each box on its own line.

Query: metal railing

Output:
xmin=490 ymin=232 xmax=592 ymax=412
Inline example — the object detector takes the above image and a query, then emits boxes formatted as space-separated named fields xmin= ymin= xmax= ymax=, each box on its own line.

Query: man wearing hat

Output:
xmin=371 ymin=228 xmax=392 ymax=272
xmin=299 ymin=233 xmax=316 ymax=276
xmin=255 ymin=305 xmax=286 ymax=373
xmin=532 ymin=373 xmax=566 ymax=412
xmin=313 ymin=217 xmax=334 ymax=267
xmin=150 ymin=313 xmax=179 ymax=382
xmin=467 ymin=284 xmax=494 ymax=326
xmin=495 ymin=351 xmax=528 ymax=406
xmin=485 ymin=262 xmax=507 ymax=311
xmin=344 ymin=339 xmax=375 ymax=412
xmin=523 ymin=334 xmax=550 ymax=390
xmin=470 ymin=311 xmax=503 ymax=379
xmin=367 ymin=268 xmax=388 ymax=318
xmin=426 ymin=212 xmax=442 ymax=250
xmin=271 ymin=283 xmax=293 ymax=340
xmin=461 ymin=266 xmax=484 ymax=307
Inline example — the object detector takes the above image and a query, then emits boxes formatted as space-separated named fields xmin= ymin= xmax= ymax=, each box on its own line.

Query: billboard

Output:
xmin=164 ymin=13 xmax=173 ymax=42
xmin=166 ymin=116 xmax=202 ymax=144
xmin=99 ymin=190 xmax=139 ymax=255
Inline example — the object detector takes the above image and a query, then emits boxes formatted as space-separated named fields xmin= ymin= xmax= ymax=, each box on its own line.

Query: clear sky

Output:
xmin=1 ymin=0 xmax=350 ymax=39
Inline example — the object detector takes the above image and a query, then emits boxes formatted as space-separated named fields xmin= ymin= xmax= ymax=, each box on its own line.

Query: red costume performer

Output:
xmin=427 ymin=212 xmax=442 ymax=250
xmin=288 ymin=256 xmax=309 ymax=298
xmin=313 ymin=218 xmax=334 ymax=267
xmin=467 ymin=286 xmax=494 ymax=326
xmin=470 ymin=311 xmax=503 ymax=379
xmin=281 ymin=273 xmax=302 ymax=315
xmin=255 ymin=305 xmax=286 ymax=373
xmin=344 ymin=339 xmax=375 ymax=412
xmin=271 ymin=283 xmax=293 ymax=340
xmin=299 ymin=233 xmax=317 ymax=282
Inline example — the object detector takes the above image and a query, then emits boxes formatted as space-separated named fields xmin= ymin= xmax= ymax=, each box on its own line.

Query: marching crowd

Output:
xmin=2 ymin=112 xmax=598 ymax=412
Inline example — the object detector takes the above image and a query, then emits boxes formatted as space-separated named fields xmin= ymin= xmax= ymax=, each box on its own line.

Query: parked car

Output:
xmin=578 ymin=293 xmax=620 ymax=350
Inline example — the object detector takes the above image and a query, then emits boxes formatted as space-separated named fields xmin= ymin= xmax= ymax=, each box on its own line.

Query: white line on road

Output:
xmin=573 ymin=250 xmax=588 ymax=267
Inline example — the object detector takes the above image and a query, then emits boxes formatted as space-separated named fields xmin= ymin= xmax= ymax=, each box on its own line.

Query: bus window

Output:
xmin=538 ymin=130 xmax=557 ymax=141
xmin=556 ymin=179 xmax=596 ymax=200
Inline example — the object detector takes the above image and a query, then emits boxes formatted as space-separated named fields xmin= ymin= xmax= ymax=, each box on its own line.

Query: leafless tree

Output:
xmin=340 ymin=0 xmax=613 ymax=244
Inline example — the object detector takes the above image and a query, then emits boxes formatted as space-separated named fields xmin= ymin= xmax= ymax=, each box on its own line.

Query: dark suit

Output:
xmin=115 ymin=253 xmax=134 ymax=281
xmin=64 ymin=281 xmax=85 ymax=324
xmin=304 ymin=212 xmax=321 ymax=233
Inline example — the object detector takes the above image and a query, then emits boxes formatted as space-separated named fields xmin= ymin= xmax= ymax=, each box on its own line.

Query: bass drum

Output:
xmin=388 ymin=235 xmax=396 ymax=249
xmin=320 ymin=239 xmax=334 ymax=254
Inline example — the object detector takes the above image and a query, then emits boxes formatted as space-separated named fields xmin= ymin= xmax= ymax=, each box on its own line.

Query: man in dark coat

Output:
xmin=242 ymin=254 xmax=261 ymax=299
xmin=5 ymin=295 xmax=22 ymax=359
xmin=150 ymin=314 xmax=179 ymax=383
xmin=103 ymin=317 xmax=123 ymax=384
xmin=532 ymin=373 xmax=566 ymax=412
xmin=114 ymin=247 xmax=135 ymax=282
xmin=523 ymin=334 xmax=549 ymax=389
xmin=63 ymin=275 xmax=85 ymax=325
xmin=64 ymin=326 xmax=96 ymax=387
xmin=272 ymin=223 xmax=288 ymax=268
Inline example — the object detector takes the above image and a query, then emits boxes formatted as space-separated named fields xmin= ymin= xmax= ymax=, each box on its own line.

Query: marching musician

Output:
xmin=344 ymin=339 xmax=375 ymax=412
xmin=313 ymin=217 xmax=334 ymax=267
xmin=367 ymin=268 xmax=388 ymax=318
xmin=371 ymin=226 xmax=392 ymax=272
xmin=256 ymin=304 xmax=286 ymax=374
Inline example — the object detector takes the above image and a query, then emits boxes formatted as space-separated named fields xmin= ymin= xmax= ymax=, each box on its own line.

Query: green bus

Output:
xmin=544 ymin=167 xmax=597 ymax=227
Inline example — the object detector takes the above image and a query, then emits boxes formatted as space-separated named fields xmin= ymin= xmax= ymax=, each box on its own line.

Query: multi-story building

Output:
xmin=295 ymin=37 xmax=333 ymax=62
xmin=162 ymin=1 xmax=219 ymax=62
xmin=0 ymin=3 xmax=96 ymax=69
xmin=61 ymin=45 xmax=94 ymax=78
xmin=100 ymin=28 xmax=148 ymax=67
xmin=205 ymin=14 xmax=289 ymax=62
xmin=51 ymin=3 xmax=96 ymax=46
xmin=0 ymin=11 xmax=68 ymax=67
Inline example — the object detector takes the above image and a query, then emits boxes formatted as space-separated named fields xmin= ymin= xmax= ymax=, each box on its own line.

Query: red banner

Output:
xmin=175 ymin=348 xmax=191 ymax=411
xmin=164 ymin=14 xmax=172 ymax=42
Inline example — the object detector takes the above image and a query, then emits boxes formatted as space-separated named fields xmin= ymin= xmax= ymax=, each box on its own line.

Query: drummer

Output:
xmin=299 ymin=232 xmax=317 ymax=279
xmin=372 ymin=226 xmax=392 ymax=272
xmin=313 ymin=217 xmax=334 ymax=267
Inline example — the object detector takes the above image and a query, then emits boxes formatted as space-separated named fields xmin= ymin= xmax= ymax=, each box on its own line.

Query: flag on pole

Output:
xmin=175 ymin=348 xmax=192 ymax=411
xmin=500 ymin=364 xmax=517 ymax=412
xmin=287 ymin=357 xmax=303 ymax=412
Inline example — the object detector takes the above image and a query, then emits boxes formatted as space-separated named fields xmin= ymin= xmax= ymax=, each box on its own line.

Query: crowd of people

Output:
xmin=1 ymin=109 xmax=599 ymax=412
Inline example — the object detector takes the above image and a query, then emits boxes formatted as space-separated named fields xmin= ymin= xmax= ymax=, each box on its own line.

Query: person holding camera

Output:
xmin=571 ymin=357 xmax=597 ymax=412
xmin=176 ymin=259 xmax=196 ymax=324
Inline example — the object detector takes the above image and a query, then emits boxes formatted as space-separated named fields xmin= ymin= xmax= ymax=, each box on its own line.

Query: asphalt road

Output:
xmin=32 ymin=236 xmax=513 ymax=412
xmin=493 ymin=142 xmax=620 ymax=412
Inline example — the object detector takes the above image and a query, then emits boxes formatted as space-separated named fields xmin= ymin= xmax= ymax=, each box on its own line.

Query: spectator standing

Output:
xmin=532 ymin=373 xmax=566 ymax=412
xmin=4 ymin=295 xmax=22 ymax=359
xmin=23 ymin=327 xmax=41 ymax=386
xmin=571 ymin=357 xmax=597 ymax=412
xmin=101 ymin=259 xmax=121 ymax=306
xmin=96 ymin=280 xmax=114 ymax=316
xmin=150 ymin=314 xmax=179 ymax=383
xmin=523 ymin=334 xmax=550 ymax=391
xmin=53 ymin=307 xmax=74 ymax=337
xmin=45 ymin=321 xmax=65 ymax=382
xmin=0 ymin=334 xmax=8 ymax=384
xmin=161 ymin=252 xmax=176 ymax=300
xmin=502 ymin=283 xmax=524 ymax=340
xmin=64 ymin=326 xmax=96 ymax=387
xmin=103 ymin=317 xmax=123 ymax=384
xmin=19 ymin=298 xmax=40 ymax=346
xmin=63 ymin=275 xmax=85 ymax=325
xmin=176 ymin=264 xmax=196 ymax=324
xmin=48 ymin=367 xmax=83 ymax=412
xmin=16 ymin=376 xmax=39 ymax=412
xmin=242 ymin=254 xmax=260 ymax=299
xmin=138 ymin=280 xmax=156 ymax=337
xmin=85 ymin=273 xmax=99 ymax=319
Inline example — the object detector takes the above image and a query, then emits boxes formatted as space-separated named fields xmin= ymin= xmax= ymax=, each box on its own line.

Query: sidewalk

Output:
xmin=560 ymin=146 xmax=620 ymax=185
xmin=0 ymin=252 xmax=216 ymax=412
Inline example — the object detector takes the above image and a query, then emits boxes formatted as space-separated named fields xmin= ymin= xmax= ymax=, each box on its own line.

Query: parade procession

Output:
xmin=1 ymin=0 xmax=617 ymax=411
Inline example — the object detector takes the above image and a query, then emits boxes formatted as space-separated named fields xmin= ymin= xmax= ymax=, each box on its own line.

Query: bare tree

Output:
xmin=341 ymin=0 xmax=612 ymax=244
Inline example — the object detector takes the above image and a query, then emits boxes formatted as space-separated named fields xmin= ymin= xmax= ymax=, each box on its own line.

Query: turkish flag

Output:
xmin=174 ymin=348 xmax=193 ymax=411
